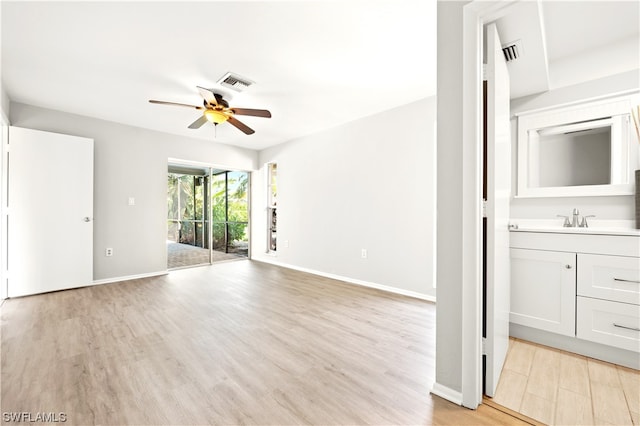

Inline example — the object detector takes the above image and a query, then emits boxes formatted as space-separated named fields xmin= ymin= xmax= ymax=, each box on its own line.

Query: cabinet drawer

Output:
xmin=577 ymin=254 xmax=640 ymax=305
xmin=577 ymin=296 xmax=640 ymax=352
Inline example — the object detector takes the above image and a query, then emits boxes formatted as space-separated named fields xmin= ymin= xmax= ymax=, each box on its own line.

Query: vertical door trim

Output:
xmin=460 ymin=0 xmax=520 ymax=409
xmin=0 ymin=116 xmax=8 ymax=301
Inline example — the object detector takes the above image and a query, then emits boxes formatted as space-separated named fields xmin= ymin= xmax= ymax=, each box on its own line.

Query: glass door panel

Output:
xmin=167 ymin=171 xmax=210 ymax=269
xmin=211 ymin=171 xmax=249 ymax=260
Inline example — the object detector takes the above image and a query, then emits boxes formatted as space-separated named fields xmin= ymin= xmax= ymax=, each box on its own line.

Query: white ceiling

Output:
xmin=1 ymin=1 xmax=436 ymax=150
xmin=2 ymin=1 xmax=638 ymax=150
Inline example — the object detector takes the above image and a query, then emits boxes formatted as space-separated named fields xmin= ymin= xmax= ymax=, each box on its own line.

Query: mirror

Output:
xmin=530 ymin=123 xmax=611 ymax=188
xmin=516 ymin=93 xmax=639 ymax=198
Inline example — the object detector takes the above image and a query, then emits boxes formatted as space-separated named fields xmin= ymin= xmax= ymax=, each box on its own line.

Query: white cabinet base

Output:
xmin=510 ymin=230 xmax=639 ymax=369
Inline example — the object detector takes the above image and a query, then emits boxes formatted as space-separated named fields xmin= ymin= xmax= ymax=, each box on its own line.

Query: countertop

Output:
xmin=508 ymin=219 xmax=640 ymax=237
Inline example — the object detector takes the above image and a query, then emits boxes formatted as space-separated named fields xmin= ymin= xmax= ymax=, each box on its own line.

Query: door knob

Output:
xmin=565 ymin=264 xmax=572 ymax=269
xmin=83 ymin=217 xmax=91 ymax=222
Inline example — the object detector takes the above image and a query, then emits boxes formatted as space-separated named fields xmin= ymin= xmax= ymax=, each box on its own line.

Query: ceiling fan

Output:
xmin=149 ymin=86 xmax=271 ymax=135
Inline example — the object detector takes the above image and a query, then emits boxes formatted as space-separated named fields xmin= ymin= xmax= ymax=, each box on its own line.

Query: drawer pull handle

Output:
xmin=613 ymin=323 xmax=640 ymax=332
xmin=613 ymin=278 xmax=640 ymax=284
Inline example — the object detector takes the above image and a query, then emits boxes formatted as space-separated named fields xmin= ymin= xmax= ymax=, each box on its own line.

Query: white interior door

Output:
xmin=484 ymin=23 xmax=511 ymax=397
xmin=8 ymin=127 xmax=93 ymax=297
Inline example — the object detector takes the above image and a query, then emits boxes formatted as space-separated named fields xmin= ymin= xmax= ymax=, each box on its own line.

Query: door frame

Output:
xmin=0 ymin=110 xmax=8 ymax=301
xmin=460 ymin=0 xmax=519 ymax=409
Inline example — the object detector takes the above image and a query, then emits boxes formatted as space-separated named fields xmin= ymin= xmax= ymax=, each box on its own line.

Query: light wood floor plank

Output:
xmin=618 ymin=365 xmax=640 ymax=415
xmin=589 ymin=358 xmax=624 ymax=387
xmin=520 ymin=392 xmax=555 ymax=425
xmin=554 ymin=388 xmax=594 ymax=426
xmin=496 ymin=337 xmax=639 ymax=426
xmin=591 ymin=385 xmax=634 ymax=426
xmin=504 ymin=339 xmax=536 ymax=376
xmin=525 ymin=346 xmax=560 ymax=401
xmin=1 ymin=260 xmax=528 ymax=425
xmin=558 ymin=351 xmax=591 ymax=397
xmin=493 ymin=369 xmax=528 ymax=410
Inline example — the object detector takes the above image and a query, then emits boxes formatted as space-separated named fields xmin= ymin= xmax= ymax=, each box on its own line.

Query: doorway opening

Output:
xmin=167 ymin=163 xmax=249 ymax=270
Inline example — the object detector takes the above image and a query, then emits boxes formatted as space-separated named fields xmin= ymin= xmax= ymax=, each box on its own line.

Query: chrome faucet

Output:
xmin=572 ymin=208 xmax=580 ymax=227
xmin=557 ymin=209 xmax=595 ymax=227
xmin=557 ymin=214 xmax=571 ymax=227
xmin=580 ymin=215 xmax=596 ymax=228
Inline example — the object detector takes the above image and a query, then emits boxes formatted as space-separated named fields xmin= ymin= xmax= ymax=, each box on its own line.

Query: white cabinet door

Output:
xmin=8 ymin=127 xmax=93 ymax=297
xmin=510 ymin=248 xmax=576 ymax=336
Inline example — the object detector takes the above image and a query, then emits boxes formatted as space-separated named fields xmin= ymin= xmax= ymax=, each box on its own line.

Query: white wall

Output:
xmin=550 ymin=36 xmax=639 ymax=91
xmin=435 ymin=0 xmax=470 ymax=397
xmin=9 ymin=102 xmax=257 ymax=281
xmin=510 ymin=70 xmax=639 ymax=222
xmin=251 ymin=97 xmax=437 ymax=299
xmin=1 ymin=86 xmax=9 ymax=122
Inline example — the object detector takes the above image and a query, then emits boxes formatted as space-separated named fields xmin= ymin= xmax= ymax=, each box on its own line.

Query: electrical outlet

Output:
xmin=105 ymin=248 xmax=113 ymax=257
xmin=361 ymin=249 xmax=367 ymax=259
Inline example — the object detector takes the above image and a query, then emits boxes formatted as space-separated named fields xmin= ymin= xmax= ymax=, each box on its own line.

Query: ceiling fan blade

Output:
xmin=149 ymin=100 xmax=204 ymax=110
xmin=197 ymin=86 xmax=218 ymax=106
xmin=188 ymin=115 xmax=209 ymax=129
xmin=227 ymin=116 xmax=255 ymax=135
xmin=231 ymin=108 xmax=272 ymax=118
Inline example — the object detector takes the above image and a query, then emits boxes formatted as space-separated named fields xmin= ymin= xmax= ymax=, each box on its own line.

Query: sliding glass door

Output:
xmin=167 ymin=164 xmax=249 ymax=269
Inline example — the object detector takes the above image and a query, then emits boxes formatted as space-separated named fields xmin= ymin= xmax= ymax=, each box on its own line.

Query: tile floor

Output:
xmin=166 ymin=241 xmax=246 ymax=269
xmin=492 ymin=338 xmax=639 ymax=425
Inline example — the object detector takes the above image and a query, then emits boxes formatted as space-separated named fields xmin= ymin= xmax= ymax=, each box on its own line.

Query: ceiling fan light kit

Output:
xmin=204 ymin=109 xmax=229 ymax=124
xmin=149 ymin=85 xmax=271 ymax=135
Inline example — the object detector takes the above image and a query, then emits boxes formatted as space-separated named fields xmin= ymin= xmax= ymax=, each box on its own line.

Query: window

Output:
xmin=266 ymin=163 xmax=277 ymax=253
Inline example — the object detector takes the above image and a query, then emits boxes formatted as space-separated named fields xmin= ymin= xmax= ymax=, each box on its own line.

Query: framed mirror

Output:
xmin=516 ymin=93 xmax=639 ymax=198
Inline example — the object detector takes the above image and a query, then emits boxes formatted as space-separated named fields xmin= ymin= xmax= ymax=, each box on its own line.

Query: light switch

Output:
xmin=128 ymin=197 xmax=135 ymax=206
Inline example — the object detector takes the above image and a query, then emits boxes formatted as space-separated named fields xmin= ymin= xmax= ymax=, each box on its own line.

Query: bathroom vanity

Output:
xmin=508 ymin=91 xmax=640 ymax=368
xmin=509 ymin=226 xmax=640 ymax=369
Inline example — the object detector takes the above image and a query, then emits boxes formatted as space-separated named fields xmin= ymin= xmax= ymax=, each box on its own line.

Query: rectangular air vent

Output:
xmin=502 ymin=40 xmax=522 ymax=62
xmin=218 ymin=72 xmax=254 ymax=92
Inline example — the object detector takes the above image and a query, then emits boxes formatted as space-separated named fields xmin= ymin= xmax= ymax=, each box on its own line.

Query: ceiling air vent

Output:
xmin=502 ymin=40 xmax=522 ymax=62
xmin=217 ymin=72 xmax=254 ymax=92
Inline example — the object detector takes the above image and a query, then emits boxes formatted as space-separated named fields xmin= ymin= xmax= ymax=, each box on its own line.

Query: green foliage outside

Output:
xmin=211 ymin=172 xmax=248 ymax=248
xmin=167 ymin=172 xmax=248 ymax=250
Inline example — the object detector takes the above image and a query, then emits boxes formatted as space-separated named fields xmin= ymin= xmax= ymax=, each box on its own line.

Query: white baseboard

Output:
xmin=431 ymin=382 xmax=463 ymax=406
xmin=92 ymin=270 xmax=168 ymax=286
xmin=253 ymin=257 xmax=436 ymax=303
